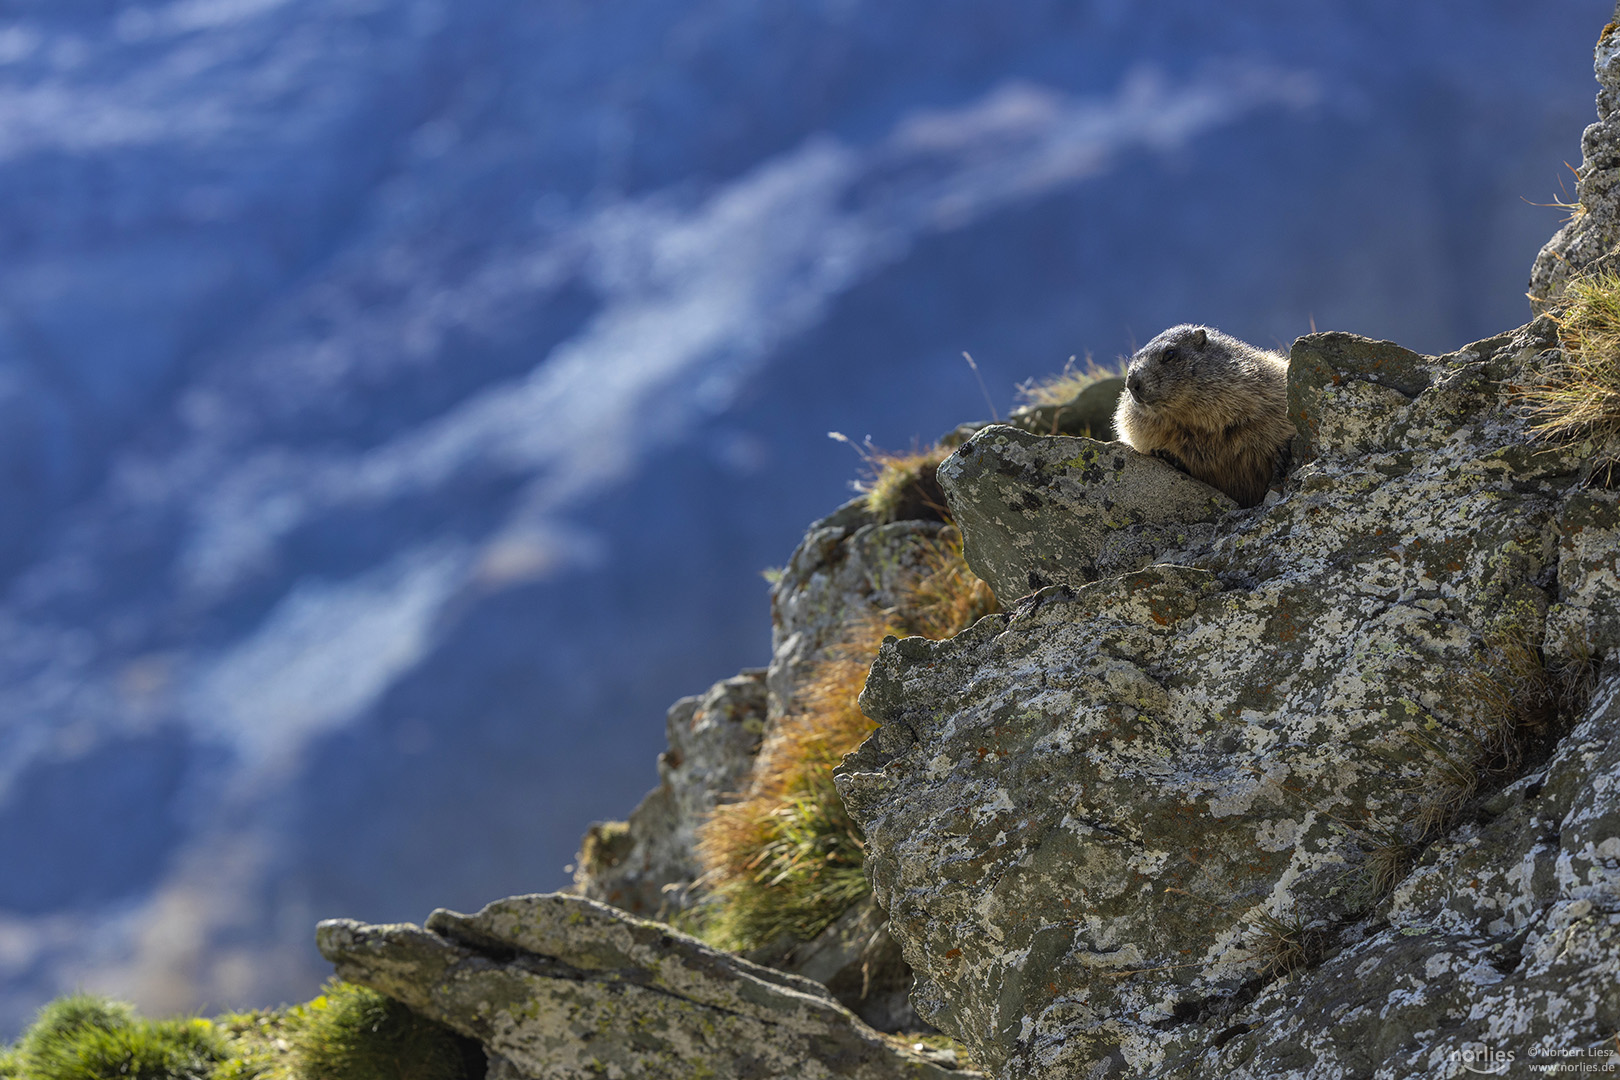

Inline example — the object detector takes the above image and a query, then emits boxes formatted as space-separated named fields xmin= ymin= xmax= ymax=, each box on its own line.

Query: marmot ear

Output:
xmin=1189 ymin=328 xmax=1207 ymax=350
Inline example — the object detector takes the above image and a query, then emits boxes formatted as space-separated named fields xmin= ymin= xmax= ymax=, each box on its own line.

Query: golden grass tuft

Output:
xmin=1016 ymin=355 xmax=1123 ymax=408
xmin=901 ymin=528 xmax=999 ymax=642
xmin=829 ymin=434 xmax=953 ymax=525
xmin=1525 ymin=270 xmax=1620 ymax=446
xmin=695 ymin=533 xmax=1000 ymax=952
xmin=695 ymin=618 xmax=890 ymax=950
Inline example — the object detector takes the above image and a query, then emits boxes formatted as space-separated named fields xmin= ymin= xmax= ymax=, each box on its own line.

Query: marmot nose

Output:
xmin=1126 ymin=372 xmax=1143 ymax=402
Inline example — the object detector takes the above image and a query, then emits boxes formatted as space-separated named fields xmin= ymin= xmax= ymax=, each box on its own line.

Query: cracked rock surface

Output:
xmin=317 ymin=893 xmax=980 ymax=1080
xmin=838 ymin=321 xmax=1618 ymax=1078
xmin=937 ymin=425 xmax=1235 ymax=605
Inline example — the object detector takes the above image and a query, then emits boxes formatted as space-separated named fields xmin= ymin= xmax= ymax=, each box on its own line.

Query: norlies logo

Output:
xmin=1450 ymin=1044 xmax=1514 ymax=1075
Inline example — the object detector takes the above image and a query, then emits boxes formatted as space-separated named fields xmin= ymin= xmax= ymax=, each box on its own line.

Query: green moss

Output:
xmin=9 ymin=994 xmax=229 ymax=1080
xmin=292 ymin=983 xmax=480 ymax=1080
xmin=210 ymin=1009 xmax=297 ymax=1080
xmin=3 ymin=986 xmax=479 ymax=1080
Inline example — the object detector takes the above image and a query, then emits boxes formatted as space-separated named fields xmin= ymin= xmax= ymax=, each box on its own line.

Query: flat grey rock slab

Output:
xmin=317 ymin=892 xmax=980 ymax=1080
xmin=936 ymin=424 xmax=1235 ymax=603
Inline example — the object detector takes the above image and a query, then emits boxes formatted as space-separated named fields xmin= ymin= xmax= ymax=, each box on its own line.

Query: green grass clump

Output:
xmin=1527 ymin=269 xmax=1620 ymax=447
xmin=0 ymin=985 xmax=479 ymax=1080
xmin=290 ymin=983 xmax=478 ymax=1080
xmin=695 ymin=621 xmax=882 ymax=952
xmin=6 ymin=994 xmax=229 ymax=1080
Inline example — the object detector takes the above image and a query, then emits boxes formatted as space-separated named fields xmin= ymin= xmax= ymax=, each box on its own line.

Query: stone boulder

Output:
xmin=573 ymin=670 xmax=767 ymax=918
xmin=1007 ymin=377 xmax=1128 ymax=441
xmin=837 ymin=322 xmax=1613 ymax=1078
xmin=936 ymin=425 xmax=1235 ymax=605
xmin=943 ymin=376 xmax=1125 ymax=449
xmin=317 ymin=893 xmax=980 ymax=1080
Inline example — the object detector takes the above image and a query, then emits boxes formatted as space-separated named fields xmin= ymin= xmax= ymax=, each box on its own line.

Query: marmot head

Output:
xmin=1123 ymin=324 xmax=1220 ymax=412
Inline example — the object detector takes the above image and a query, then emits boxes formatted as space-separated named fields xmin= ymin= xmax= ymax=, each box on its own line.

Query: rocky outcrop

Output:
xmin=1530 ymin=4 xmax=1620 ymax=306
xmin=317 ymin=893 xmax=979 ymax=1080
xmin=937 ymin=425 xmax=1234 ymax=604
xmin=570 ymin=498 xmax=956 ymax=1031
xmin=836 ymin=321 xmax=1617 ymax=1078
xmin=573 ymin=670 xmax=768 ymax=918
xmin=1011 ymin=377 xmax=1128 ymax=442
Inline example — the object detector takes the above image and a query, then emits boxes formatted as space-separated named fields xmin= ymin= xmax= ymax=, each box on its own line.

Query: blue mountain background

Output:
xmin=0 ymin=0 xmax=1608 ymax=1036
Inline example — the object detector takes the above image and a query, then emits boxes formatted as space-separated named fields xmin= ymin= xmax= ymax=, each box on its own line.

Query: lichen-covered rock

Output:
xmin=937 ymin=425 xmax=1235 ymax=604
xmin=766 ymin=500 xmax=948 ymax=719
xmin=1548 ymin=490 xmax=1620 ymax=658
xmin=317 ymin=893 xmax=981 ymax=1080
xmin=837 ymin=323 xmax=1609 ymax=1078
xmin=1529 ymin=6 xmax=1620 ymax=306
xmin=1283 ymin=330 xmax=1439 ymax=466
xmin=1159 ymin=670 xmax=1620 ymax=1078
xmin=740 ymin=897 xmax=920 ymax=1035
xmin=573 ymin=670 xmax=767 ymax=917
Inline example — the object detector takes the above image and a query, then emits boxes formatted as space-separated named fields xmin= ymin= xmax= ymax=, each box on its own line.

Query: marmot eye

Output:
xmin=1161 ymin=347 xmax=1178 ymax=364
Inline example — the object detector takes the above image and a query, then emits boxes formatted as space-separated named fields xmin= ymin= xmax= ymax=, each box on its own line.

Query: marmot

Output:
xmin=1113 ymin=324 xmax=1292 ymax=508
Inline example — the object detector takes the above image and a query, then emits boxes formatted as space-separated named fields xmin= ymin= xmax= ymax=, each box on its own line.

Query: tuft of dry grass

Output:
xmin=830 ymin=434 xmax=952 ymax=524
xmin=1524 ymin=270 xmax=1620 ymax=446
xmin=695 ymin=534 xmax=1000 ymax=952
xmin=695 ymin=617 xmax=891 ymax=950
xmin=1016 ymin=355 xmax=1123 ymax=408
xmin=1243 ymin=910 xmax=1322 ymax=981
xmin=1358 ymin=830 xmax=1415 ymax=904
xmin=1336 ymin=820 xmax=1415 ymax=911
xmin=901 ymin=528 xmax=999 ymax=641
xmin=578 ymin=819 xmax=634 ymax=876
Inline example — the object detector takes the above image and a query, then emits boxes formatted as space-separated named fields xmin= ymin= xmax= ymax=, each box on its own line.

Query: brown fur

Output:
xmin=1113 ymin=324 xmax=1292 ymax=507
